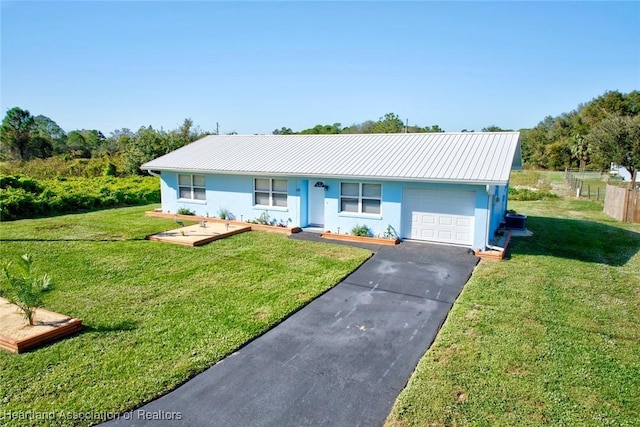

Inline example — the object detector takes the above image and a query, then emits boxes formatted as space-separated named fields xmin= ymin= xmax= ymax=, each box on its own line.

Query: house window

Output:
xmin=254 ymin=178 xmax=288 ymax=207
xmin=340 ymin=183 xmax=381 ymax=214
xmin=178 ymin=174 xmax=206 ymax=200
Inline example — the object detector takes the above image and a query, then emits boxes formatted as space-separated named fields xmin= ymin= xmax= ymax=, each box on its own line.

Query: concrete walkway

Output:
xmin=106 ymin=238 xmax=479 ymax=427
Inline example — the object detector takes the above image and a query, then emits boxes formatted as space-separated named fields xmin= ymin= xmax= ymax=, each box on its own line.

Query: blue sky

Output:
xmin=1 ymin=1 xmax=638 ymax=136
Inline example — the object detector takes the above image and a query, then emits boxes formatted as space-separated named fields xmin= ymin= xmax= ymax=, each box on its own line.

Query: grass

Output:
xmin=0 ymin=205 xmax=371 ymax=426
xmin=387 ymin=196 xmax=640 ymax=426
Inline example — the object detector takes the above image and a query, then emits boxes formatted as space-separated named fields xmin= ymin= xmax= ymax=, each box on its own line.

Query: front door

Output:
xmin=308 ymin=181 xmax=326 ymax=226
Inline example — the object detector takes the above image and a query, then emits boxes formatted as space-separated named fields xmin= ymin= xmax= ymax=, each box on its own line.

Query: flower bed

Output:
xmin=145 ymin=211 xmax=302 ymax=235
xmin=474 ymin=230 xmax=512 ymax=260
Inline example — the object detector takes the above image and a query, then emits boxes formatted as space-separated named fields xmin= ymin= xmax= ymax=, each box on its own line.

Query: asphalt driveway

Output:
xmin=106 ymin=239 xmax=479 ymax=427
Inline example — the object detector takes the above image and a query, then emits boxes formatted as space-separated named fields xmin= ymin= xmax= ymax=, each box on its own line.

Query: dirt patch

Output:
xmin=254 ymin=311 xmax=269 ymax=321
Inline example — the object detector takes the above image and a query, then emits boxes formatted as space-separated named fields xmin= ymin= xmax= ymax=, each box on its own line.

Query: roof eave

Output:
xmin=140 ymin=166 xmax=510 ymax=186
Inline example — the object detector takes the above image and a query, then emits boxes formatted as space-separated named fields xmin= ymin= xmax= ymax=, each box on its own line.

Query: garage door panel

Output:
xmin=438 ymin=231 xmax=452 ymax=240
xmin=423 ymin=215 xmax=435 ymax=224
xmin=403 ymin=189 xmax=475 ymax=246
xmin=456 ymin=231 xmax=471 ymax=241
xmin=418 ymin=229 xmax=435 ymax=239
xmin=439 ymin=217 xmax=453 ymax=226
xmin=456 ymin=217 xmax=472 ymax=227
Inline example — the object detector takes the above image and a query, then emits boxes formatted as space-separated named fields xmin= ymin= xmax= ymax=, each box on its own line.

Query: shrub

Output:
xmin=176 ymin=207 xmax=195 ymax=215
xmin=0 ymin=156 xmax=125 ymax=179
xmin=0 ymin=175 xmax=43 ymax=194
xmin=218 ymin=208 xmax=230 ymax=220
xmin=103 ymin=162 xmax=117 ymax=177
xmin=508 ymin=187 xmax=558 ymax=201
xmin=257 ymin=211 xmax=270 ymax=225
xmin=351 ymin=224 xmax=372 ymax=237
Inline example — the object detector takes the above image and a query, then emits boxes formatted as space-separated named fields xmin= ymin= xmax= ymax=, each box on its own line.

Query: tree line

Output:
xmin=278 ymin=92 xmax=639 ymax=182
xmin=273 ymin=113 xmax=452 ymax=135
xmin=0 ymin=108 xmax=210 ymax=175
xmin=1 ymin=90 xmax=638 ymax=178
xmin=520 ymin=90 xmax=639 ymax=173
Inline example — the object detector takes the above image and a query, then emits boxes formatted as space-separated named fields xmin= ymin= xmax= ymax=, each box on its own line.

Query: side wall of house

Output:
xmin=488 ymin=184 xmax=509 ymax=241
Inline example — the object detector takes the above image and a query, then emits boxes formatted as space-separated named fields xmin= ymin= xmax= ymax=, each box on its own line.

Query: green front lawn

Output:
xmin=387 ymin=198 xmax=640 ymax=426
xmin=0 ymin=205 xmax=371 ymax=426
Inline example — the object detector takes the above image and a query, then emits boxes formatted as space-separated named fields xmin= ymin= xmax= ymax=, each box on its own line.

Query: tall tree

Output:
xmin=372 ymin=113 xmax=404 ymax=133
xmin=109 ymin=128 xmax=135 ymax=154
xmin=121 ymin=126 xmax=177 ymax=175
xmin=0 ymin=107 xmax=36 ymax=160
xmin=586 ymin=113 xmax=640 ymax=187
xmin=33 ymin=115 xmax=66 ymax=155
xmin=342 ymin=120 xmax=376 ymax=134
xmin=66 ymin=130 xmax=89 ymax=158
xmin=481 ymin=125 xmax=511 ymax=132
xmin=571 ymin=133 xmax=589 ymax=175
xmin=273 ymin=127 xmax=294 ymax=135
xmin=423 ymin=124 xmax=445 ymax=133
xmin=298 ymin=123 xmax=342 ymax=135
xmin=581 ymin=90 xmax=637 ymax=124
xmin=81 ymin=129 xmax=107 ymax=154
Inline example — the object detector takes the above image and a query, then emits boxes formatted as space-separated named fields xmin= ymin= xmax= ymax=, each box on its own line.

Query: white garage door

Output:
xmin=402 ymin=188 xmax=475 ymax=246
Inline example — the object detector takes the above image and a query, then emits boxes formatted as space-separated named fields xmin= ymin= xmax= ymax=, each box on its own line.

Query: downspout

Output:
xmin=146 ymin=170 xmax=161 ymax=178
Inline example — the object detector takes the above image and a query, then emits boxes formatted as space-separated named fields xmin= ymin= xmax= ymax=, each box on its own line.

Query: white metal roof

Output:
xmin=141 ymin=132 xmax=521 ymax=185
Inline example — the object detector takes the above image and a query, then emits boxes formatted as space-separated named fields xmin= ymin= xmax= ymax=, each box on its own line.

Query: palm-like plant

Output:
xmin=1 ymin=254 xmax=53 ymax=326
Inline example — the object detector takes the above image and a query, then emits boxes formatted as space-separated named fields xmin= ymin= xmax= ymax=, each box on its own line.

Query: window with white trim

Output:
xmin=178 ymin=174 xmax=206 ymax=200
xmin=340 ymin=183 xmax=381 ymax=214
xmin=254 ymin=178 xmax=288 ymax=207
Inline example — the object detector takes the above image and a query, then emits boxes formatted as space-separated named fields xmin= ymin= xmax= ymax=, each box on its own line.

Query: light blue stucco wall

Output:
xmin=318 ymin=179 xmax=402 ymax=238
xmin=159 ymin=172 xmax=302 ymax=226
xmin=158 ymin=172 xmax=508 ymax=249
xmin=487 ymin=184 xmax=509 ymax=242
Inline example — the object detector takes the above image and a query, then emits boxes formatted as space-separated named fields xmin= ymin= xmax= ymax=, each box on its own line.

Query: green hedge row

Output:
xmin=508 ymin=186 xmax=558 ymax=201
xmin=0 ymin=156 xmax=123 ymax=180
xmin=0 ymin=175 xmax=160 ymax=220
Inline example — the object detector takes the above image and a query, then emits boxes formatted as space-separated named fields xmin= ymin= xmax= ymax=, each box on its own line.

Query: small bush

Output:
xmin=103 ymin=162 xmax=117 ymax=177
xmin=0 ymin=175 xmax=43 ymax=194
xmin=509 ymin=187 xmax=558 ymax=201
xmin=351 ymin=224 xmax=372 ymax=237
xmin=176 ymin=207 xmax=195 ymax=215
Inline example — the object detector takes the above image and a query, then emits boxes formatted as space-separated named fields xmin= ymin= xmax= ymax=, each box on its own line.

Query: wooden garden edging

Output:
xmin=474 ymin=230 xmax=512 ymax=261
xmin=145 ymin=211 xmax=302 ymax=235
xmin=0 ymin=314 xmax=83 ymax=354
xmin=321 ymin=232 xmax=400 ymax=246
xmin=246 ymin=222 xmax=302 ymax=235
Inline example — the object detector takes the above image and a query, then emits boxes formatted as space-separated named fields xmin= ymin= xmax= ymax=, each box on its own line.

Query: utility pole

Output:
xmin=216 ymin=122 xmax=219 ymax=135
